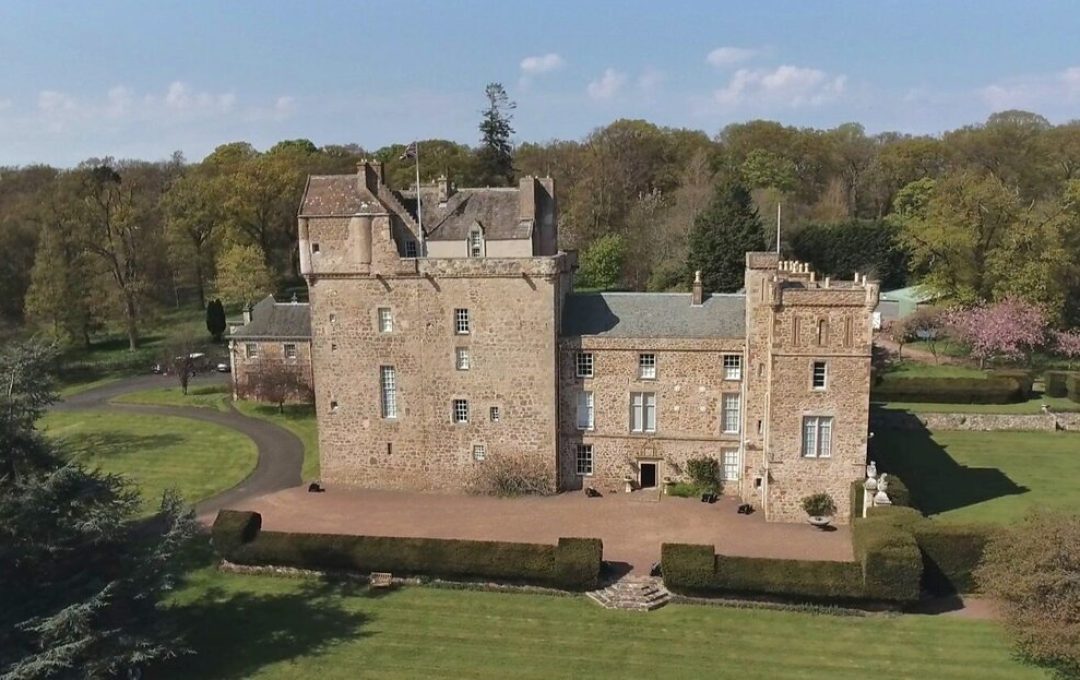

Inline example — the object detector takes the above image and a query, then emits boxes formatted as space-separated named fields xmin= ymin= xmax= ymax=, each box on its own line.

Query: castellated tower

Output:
xmin=298 ymin=160 xmax=573 ymax=491
xmin=742 ymin=253 xmax=879 ymax=523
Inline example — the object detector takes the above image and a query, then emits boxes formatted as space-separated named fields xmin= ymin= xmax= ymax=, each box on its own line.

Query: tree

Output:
xmin=215 ymin=244 xmax=273 ymax=306
xmin=246 ymin=361 xmax=311 ymax=413
xmin=1052 ymin=329 xmax=1080 ymax=369
xmin=476 ymin=83 xmax=516 ymax=186
xmin=790 ymin=219 xmax=909 ymax=290
xmin=0 ymin=343 xmax=196 ymax=678
xmin=976 ymin=510 xmax=1080 ymax=678
xmin=576 ymin=234 xmax=626 ymax=290
xmin=163 ymin=171 xmax=226 ymax=309
xmin=205 ymin=299 xmax=226 ymax=342
xmin=162 ymin=332 xmax=199 ymax=395
xmin=685 ymin=178 xmax=766 ymax=293
xmin=23 ymin=221 xmax=97 ymax=347
xmin=947 ymin=297 xmax=1047 ymax=366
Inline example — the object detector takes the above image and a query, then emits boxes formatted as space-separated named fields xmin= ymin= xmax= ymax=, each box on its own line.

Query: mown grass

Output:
xmin=875 ymin=394 xmax=1080 ymax=414
xmin=882 ymin=359 xmax=987 ymax=379
xmin=872 ymin=429 xmax=1080 ymax=524
xmin=38 ymin=409 xmax=258 ymax=513
xmin=158 ymin=562 xmax=1048 ymax=680
xmin=113 ymin=383 xmax=232 ymax=411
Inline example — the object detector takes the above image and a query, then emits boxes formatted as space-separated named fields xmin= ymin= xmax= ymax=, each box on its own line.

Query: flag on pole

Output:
xmin=399 ymin=142 xmax=417 ymax=161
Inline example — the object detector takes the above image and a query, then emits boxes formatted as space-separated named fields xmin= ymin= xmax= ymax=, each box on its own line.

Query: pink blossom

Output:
xmin=947 ymin=297 xmax=1047 ymax=363
xmin=1053 ymin=329 xmax=1080 ymax=360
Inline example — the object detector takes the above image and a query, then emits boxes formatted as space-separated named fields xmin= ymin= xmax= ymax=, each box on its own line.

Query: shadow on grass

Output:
xmin=63 ymin=431 xmax=186 ymax=460
xmin=159 ymin=541 xmax=372 ymax=679
xmin=870 ymin=409 xmax=1028 ymax=516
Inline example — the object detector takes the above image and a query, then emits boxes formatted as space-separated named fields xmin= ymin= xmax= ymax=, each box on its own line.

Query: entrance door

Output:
xmin=639 ymin=462 xmax=657 ymax=489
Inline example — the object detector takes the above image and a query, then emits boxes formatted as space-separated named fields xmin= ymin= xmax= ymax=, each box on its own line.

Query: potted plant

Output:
xmin=801 ymin=492 xmax=837 ymax=528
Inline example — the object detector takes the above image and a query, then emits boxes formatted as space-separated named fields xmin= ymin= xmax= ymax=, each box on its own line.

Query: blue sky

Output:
xmin=1 ymin=0 xmax=1078 ymax=166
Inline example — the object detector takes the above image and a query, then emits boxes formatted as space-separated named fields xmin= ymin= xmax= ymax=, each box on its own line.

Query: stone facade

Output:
xmin=229 ymin=295 xmax=314 ymax=402
xmin=296 ymin=162 xmax=878 ymax=523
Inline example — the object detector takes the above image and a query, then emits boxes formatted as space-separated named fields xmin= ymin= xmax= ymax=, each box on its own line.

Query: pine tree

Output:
xmin=685 ymin=179 xmax=766 ymax=293
xmin=205 ymin=299 xmax=226 ymax=342
xmin=476 ymin=83 xmax=516 ymax=186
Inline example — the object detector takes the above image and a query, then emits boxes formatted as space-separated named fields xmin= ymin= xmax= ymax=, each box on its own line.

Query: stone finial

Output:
xmin=824 ymin=276 xmax=830 ymax=288
xmin=854 ymin=271 xmax=860 ymax=282
xmin=692 ymin=270 xmax=704 ymax=306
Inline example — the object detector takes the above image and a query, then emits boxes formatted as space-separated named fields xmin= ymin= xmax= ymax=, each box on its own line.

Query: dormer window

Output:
xmin=468 ymin=229 xmax=483 ymax=258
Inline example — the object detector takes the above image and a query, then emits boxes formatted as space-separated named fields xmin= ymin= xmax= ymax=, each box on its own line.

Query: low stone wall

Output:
xmin=872 ymin=410 xmax=1080 ymax=432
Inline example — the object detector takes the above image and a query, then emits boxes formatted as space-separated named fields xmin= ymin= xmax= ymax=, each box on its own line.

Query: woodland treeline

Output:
xmin=3 ymin=107 xmax=1080 ymax=351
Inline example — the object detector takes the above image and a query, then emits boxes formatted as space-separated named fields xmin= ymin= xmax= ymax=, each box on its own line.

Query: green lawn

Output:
xmin=158 ymin=561 xmax=1046 ymax=680
xmin=113 ymin=383 xmax=232 ymax=411
xmin=872 ymin=429 xmax=1080 ymax=524
xmin=875 ymin=394 xmax=1080 ymax=414
xmin=57 ymin=375 xmax=121 ymax=398
xmin=234 ymin=401 xmax=319 ymax=480
xmin=883 ymin=359 xmax=987 ymax=379
xmin=39 ymin=410 xmax=258 ymax=512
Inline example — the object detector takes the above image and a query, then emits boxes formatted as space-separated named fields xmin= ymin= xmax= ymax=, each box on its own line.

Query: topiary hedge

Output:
xmin=872 ymin=376 xmax=1023 ymax=404
xmin=1044 ymin=370 xmax=1072 ymax=398
xmin=988 ymin=369 xmax=1034 ymax=399
xmin=1068 ymin=373 xmax=1080 ymax=404
xmin=913 ymin=523 xmax=1002 ymax=595
xmin=211 ymin=511 xmax=603 ymax=590
xmin=852 ymin=506 xmax=923 ymax=602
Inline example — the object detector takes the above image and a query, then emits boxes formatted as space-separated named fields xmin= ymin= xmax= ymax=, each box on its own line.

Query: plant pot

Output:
xmin=807 ymin=515 xmax=833 ymax=529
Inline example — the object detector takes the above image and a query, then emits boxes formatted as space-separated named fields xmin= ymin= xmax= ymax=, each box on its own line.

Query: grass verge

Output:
xmin=113 ymin=383 xmax=232 ymax=411
xmin=234 ymin=401 xmax=319 ymax=481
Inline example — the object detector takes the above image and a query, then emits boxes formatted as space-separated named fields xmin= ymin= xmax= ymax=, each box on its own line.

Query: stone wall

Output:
xmin=871 ymin=409 xmax=1080 ymax=432
xmin=557 ymin=336 xmax=745 ymax=492
xmin=232 ymin=340 xmax=314 ymax=401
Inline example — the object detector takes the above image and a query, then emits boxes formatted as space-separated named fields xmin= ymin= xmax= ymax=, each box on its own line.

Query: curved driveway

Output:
xmin=55 ymin=374 xmax=304 ymax=517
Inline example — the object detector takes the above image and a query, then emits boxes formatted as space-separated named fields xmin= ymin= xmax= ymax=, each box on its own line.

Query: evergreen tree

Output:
xmin=476 ymin=83 xmax=516 ymax=186
xmin=205 ymin=299 xmax=226 ymax=342
xmin=576 ymin=234 xmax=626 ymax=290
xmin=685 ymin=179 xmax=766 ymax=293
xmin=0 ymin=342 xmax=196 ymax=679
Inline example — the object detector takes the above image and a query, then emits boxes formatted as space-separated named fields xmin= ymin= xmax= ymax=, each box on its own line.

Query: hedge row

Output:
xmin=212 ymin=510 xmax=603 ymax=590
xmin=852 ymin=507 xmax=923 ymax=602
xmin=849 ymin=474 xmax=910 ymax=520
xmin=987 ymin=369 xmax=1034 ymax=399
xmin=1068 ymin=373 xmax=1080 ymax=404
xmin=913 ymin=522 xmax=1001 ymax=594
xmin=1045 ymin=371 xmax=1072 ymax=398
xmin=872 ymin=376 xmax=1023 ymax=404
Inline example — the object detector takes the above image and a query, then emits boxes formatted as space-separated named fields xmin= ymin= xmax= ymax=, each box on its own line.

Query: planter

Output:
xmin=807 ymin=515 xmax=833 ymax=529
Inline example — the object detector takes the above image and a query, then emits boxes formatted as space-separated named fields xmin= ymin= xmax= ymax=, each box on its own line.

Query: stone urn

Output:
xmin=623 ymin=475 xmax=634 ymax=494
xmin=807 ymin=515 xmax=833 ymax=529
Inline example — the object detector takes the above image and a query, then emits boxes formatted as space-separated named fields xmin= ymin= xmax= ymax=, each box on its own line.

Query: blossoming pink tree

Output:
xmin=1053 ymin=329 xmax=1080 ymax=369
xmin=947 ymin=297 xmax=1047 ymax=367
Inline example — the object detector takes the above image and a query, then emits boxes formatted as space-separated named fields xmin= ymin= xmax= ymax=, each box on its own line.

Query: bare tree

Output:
xmin=246 ymin=361 xmax=312 ymax=413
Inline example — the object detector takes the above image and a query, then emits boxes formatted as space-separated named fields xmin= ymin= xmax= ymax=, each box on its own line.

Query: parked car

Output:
xmin=216 ymin=362 xmax=231 ymax=373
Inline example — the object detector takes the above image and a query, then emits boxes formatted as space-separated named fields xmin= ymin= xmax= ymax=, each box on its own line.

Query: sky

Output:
xmin=1 ymin=0 xmax=1079 ymax=166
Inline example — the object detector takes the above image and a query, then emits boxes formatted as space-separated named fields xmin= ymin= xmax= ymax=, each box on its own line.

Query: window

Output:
xmin=575 ymin=352 xmax=593 ymax=378
xmin=405 ymin=241 xmax=418 ymax=258
xmin=792 ymin=317 xmax=801 ymax=346
xmin=472 ymin=444 xmax=486 ymax=461
xmin=311 ymin=243 xmax=320 ymax=254
xmin=575 ymin=444 xmax=593 ymax=476
xmin=722 ymin=449 xmax=740 ymax=481
xmin=455 ymin=347 xmax=470 ymax=370
xmin=329 ymin=313 xmax=336 ymax=324
xmin=331 ymin=342 xmax=338 ymax=352
xmin=452 ymin=399 xmax=469 ymax=424
xmin=723 ymin=355 xmax=742 ymax=380
xmin=639 ymin=353 xmax=656 ymax=379
xmin=817 ymin=319 xmax=829 ymax=346
xmin=812 ymin=361 xmax=828 ymax=390
xmin=454 ymin=308 xmax=470 ymax=334
xmin=722 ymin=393 xmax=740 ymax=434
xmin=844 ymin=316 xmax=854 ymax=348
xmin=380 ymin=366 xmax=397 ymax=419
xmin=489 ymin=406 xmax=500 ymax=422
xmin=802 ymin=416 xmax=834 ymax=458
xmin=283 ymin=343 xmax=297 ymax=360
xmin=576 ymin=391 xmax=594 ymax=430
xmin=468 ymin=230 xmax=483 ymax=257
xmin=244 ymin=343 xmax=258 ymax=359
xmin=330 ymin=399 xmax=339 ymax=413
xmin=630 ymin=392 xmax=656 ymax=433
xmin=378 ymin=307 xmax=393 ymax=333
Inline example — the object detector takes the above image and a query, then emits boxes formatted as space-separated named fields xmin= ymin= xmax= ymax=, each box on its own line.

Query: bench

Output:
xmin=369 ymin=572 xmax=393 ymax=589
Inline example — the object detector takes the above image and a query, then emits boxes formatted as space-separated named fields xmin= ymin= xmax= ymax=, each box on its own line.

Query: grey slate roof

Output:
xmin=230 ymin=295 xmax=311 ymax=340
xmin=561 ymin=292 xmax=746 ymax=339
xmin=400 ymin=188 xmax=531 ymax=241
xmin=298 ymin=175 xmax=378 ymax=216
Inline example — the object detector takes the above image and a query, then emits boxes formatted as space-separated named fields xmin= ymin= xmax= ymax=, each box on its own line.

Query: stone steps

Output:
xmin=587 ymin=576 xmax=671 ymax=611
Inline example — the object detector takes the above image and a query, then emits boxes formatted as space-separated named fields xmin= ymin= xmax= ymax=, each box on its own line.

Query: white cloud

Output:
xmin=712 ymin=65 xmax=846 ymax=109
xmin=38 ymin=90 xmax=77 ymax=115
xmin=162 ymin=81 xmax=236 ymax=113
xmin=706 ymin=46 xmax=759 ymax=68
xmin=637 ymin=66 xmax=665 ymax=93
xmin=587 ymin=68 xmax=627 ymax=101
xmin=520 ymin=53 xmax=564 ymax=75
xmin=979 ymin=65 xmax=1080 ymax=110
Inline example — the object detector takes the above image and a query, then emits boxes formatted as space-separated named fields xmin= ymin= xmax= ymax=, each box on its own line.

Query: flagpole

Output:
xmin=775 ymin=202 xmax=781 ymax=255
xmin=414 ymin=142 xmax=425 ymax=257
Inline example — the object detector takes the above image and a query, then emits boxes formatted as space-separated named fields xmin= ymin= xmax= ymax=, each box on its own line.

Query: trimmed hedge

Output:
xmin=211 ymin=511 xmax=603 ymax=590
xmin=872 ymin=375 xmax=1022 ymax=404
xmin=914 ymin=523 xmax=1001 ymax=595
xmin=1068 ymin=373 xmax=1080 ymax=404
xmin=988 ymin=369 xmax=1034 ymax=399
xmin=1045 ymin=370 xmax=1072 ymax=398
xmin=852 ymin=507 xmax=923 ymax=602
xmin=883 ymin=475 xmax=910 ymax=507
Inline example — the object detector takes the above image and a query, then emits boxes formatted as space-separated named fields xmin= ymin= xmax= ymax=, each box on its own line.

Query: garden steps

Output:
xmin=587 ymin=576 xmax=671 ymax=611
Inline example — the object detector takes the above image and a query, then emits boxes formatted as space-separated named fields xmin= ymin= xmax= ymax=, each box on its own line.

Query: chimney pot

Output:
xmin=824 ymin=276 xmax=831 ymax=288
xmin=242 ymin=304 xmax=253 ymax=325
xmin=692 ymin=270 xmax=704 ymax=306
xmin=437 ymin=174 xmax=451 ymax=203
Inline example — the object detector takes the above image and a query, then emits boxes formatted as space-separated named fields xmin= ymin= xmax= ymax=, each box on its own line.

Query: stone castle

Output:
xmin=287 ymin=161 xmax=878 ymax=523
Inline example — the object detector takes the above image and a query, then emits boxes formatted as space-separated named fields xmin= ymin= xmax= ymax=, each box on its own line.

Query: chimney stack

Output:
xmin=519 ymin=176 xmax=538 ymax=221
xmin=437 ymin=174 xmax=452 ymax=203
xmin=242 ymin=303 xmax=253 ymax=325
xmin=692 ymin=270 xmax=704 ymax=306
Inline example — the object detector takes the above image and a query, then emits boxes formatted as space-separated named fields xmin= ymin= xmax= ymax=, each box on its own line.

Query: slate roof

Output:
xmin=561 ymin=292 xmax=746 ymax=339
xmin=399 ymin=188 xmax=531 ymax=241
xmin=298 ymin=175 xmax=378 ymax=216
xmin=230 ymin=295 xmax=311 ymax=340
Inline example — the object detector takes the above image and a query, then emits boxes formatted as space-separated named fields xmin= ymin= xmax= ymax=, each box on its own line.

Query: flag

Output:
xmin=399 ymin=142 xmax=417 ymax=161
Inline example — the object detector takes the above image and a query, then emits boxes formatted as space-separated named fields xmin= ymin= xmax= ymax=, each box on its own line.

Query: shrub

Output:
xmin=211 ymin=511 xmax=600 ymax=590
xmin=882 ymin=474 xmax=911 ymax=507
xmin=988 ymin=369 xmax=1034 ymax=399
xmin=872 ymin=375 xmax=1022 ymax=404
xmin=467 ymin=454 xmax=555 ymax=497
xmin=667 ymin=482 xmax=706 ymax=498
xmin=850 ymin=480 xmax=866 ymax=519
xmin=801 ymin=493 xmax=837 ymax=517
xmin=686 ymin=456 xmax=722 ymax=492
xmin=1068 ymin=373 xmax=1080 ymax=404
xmin=852 ymin=507 xmax=923 ymax=602
xmin=1044 ymin=370 xmax=1071 ymax=398
xmin=914 ymin=523 xmax=1001 ymax=595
